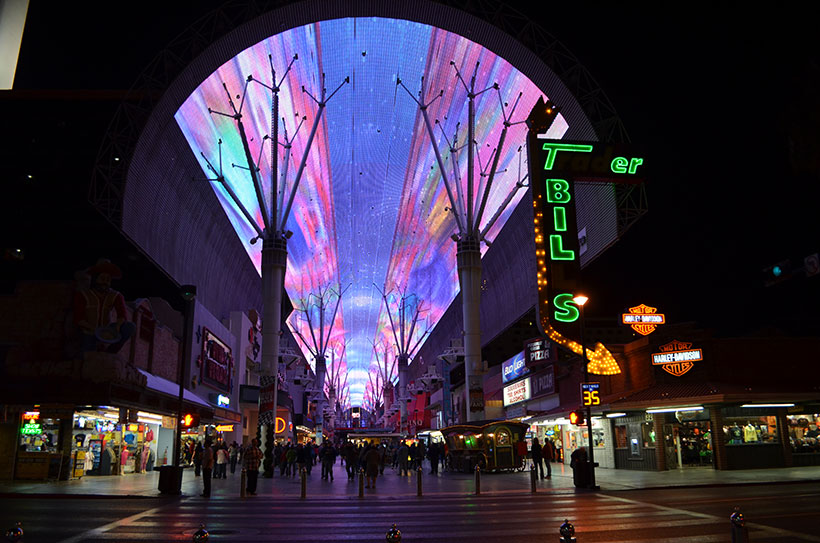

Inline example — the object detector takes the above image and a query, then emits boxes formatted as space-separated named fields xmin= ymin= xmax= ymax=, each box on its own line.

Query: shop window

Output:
xmin=788 ymin=414 xmax=820 ymax=453
xmin=723 ymin=416 xmax=779 ymax=445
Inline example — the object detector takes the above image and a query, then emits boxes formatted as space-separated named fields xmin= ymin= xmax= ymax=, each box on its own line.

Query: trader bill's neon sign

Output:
xmin=528 ymin=100 xmax=646 ymax=376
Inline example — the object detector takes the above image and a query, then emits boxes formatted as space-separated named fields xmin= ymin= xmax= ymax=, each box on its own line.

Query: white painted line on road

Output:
xmin=55 ymin=501 xmax=187 ymax=543
xmin=604 ymin=493 xmax=820 ymax=542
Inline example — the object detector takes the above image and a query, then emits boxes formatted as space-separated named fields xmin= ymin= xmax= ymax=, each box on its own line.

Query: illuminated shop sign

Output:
xmin=502 ymin=351 xmax=528 ymax=383
xmin=622 ymin=304 xmax=665 ymax=336
xmin=215 ymin=424 xmax=235 ymax=432
xmin=652 ymin=340 xmax=703 ymax=377
xmin=527 ymin=101 xmax=641 ymax=376
xmin=200 ymin=328 xmax=234 ymax=392
xmin=211 ymin=394 xmax=230 ymax=407
xmin=503 ymin=377 xmax=531 ymax=406
xmin=22 ymin=411 xmax=40 ymax=422
xmin=21 ymin=423 xmax=42 ymax=435
xmin=525 ymin=338 xmax=552 ymax=368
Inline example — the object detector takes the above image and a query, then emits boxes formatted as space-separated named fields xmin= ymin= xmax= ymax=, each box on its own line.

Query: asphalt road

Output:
xmin=1 ymin=483 xmax=818 ymax=542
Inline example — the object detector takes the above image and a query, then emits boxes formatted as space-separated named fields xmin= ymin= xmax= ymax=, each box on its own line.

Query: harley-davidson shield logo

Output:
xmin=652 ymin=340 xmax=702 ymax=377
xmin=622 ymin=304 xmax=665 ymax=336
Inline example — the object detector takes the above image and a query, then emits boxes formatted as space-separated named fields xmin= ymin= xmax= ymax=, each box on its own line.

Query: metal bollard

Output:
xmin=358 ymin=468 xmax=365 ymax=498
xmin=559 ymin=519 xmax=576 ymax=543
xmin=417 ymin=466 xmax=423 ymax=497
xmin=386 ymin=523 xmax=402 ymax=542
xmin=730 ymin=507 xmax=749 ymax=543
xmin=240 ymin=469 xmax=247 ymax=498
xmin=193 ymin=523 xmax=209 ymax=542
xmin=474 ymin=464 xmax=481 ymax=495
xmin=300 ymin=468 xmax=307 ymax=499
xmin=5 ymin=522 xmax=23 ymax=542
xmin=530 ymin=466 xmax=537 ymax=493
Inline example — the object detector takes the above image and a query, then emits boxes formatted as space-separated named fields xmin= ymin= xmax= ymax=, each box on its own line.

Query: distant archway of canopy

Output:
xmin=92 ymin=0 xmax=628 ymax=407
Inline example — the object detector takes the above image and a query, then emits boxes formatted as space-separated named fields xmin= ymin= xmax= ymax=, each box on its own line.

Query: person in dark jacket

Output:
xmin=364 ymin=445 xmax=381 ymax=489
xmin=320 ymin=442 xmax=337 ymax=481
xmin=428 ymin=442 xmax=440 ymax=475
xmin=193 ymin=442 xmax=203 ymax=477
xmin=531 ymin=437 xmax=545 ymax=479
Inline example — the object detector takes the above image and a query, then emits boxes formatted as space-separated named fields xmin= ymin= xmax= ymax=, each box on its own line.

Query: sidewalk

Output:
xmin=2 ymin=463 xmax=819 ymax=499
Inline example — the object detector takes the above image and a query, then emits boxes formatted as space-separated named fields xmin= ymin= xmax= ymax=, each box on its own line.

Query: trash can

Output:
xmin=158 ymin=465 xmax=183 ymax=495
xmin=572 ymin=460 xmax=589 ymax=488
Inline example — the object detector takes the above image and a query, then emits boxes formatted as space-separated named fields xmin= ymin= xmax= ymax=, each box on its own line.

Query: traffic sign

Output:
xmin=581 ymin=382 xmax=601 ymax=406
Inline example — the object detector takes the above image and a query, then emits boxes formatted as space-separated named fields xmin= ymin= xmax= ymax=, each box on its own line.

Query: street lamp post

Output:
xmin=573 ymin=295 xmax=598 ymax=490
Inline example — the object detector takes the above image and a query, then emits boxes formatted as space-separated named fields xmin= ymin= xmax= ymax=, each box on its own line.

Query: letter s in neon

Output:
xmin=553 ymin=293 xmax=580 ymax=323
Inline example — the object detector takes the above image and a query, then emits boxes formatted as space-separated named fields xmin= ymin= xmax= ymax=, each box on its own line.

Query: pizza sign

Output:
xmin=652 ymin=340 xmax=702 ymax=377
xmin=622 ymin=304 xmax=665 ymax=336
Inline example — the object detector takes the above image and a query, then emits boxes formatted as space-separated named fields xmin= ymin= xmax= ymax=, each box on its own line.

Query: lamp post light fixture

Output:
xmin=572 ymin=294 xmax=598 ymax=490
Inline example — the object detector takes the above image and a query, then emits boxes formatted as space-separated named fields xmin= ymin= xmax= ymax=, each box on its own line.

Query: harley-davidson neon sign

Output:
xmin=622 ymin=304 xmax=665 ymax=336
xmin=652 ymin=340 xmax=702 ymax=377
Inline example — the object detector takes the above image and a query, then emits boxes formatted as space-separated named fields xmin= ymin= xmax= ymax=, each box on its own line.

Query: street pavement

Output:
xmin=1 ymin=464 xmax=819 ymax=542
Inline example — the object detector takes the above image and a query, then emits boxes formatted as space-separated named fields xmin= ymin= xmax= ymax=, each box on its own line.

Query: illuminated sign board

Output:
xmin=503 ymin=377 xmax=531 ymax=406
xmin=622 ymin=304 xmax=665 ymax=336
xmin=22 ymin=411 xmax=40 ymax=422
xmin=525 ymin=337 xmax=553 ymax=368
xmin=502 ymin=351 xmax=528 ymax=383
xmin=581 ymin=382 xmax=601 ymax=406
xmin=21 ymin=423 xmax=42 ymax=435
xmin=215 ymin=424 xmax=235 ymax=432
xmin=200 ymin=328 xmax=233 ymax=393
xmin=652 ymin=340 xmax=703 ymax=377
xmin=527 ymin=99 xmax=643 ymax=377
xmin=217 ymin=394 xmax=230 ymax=407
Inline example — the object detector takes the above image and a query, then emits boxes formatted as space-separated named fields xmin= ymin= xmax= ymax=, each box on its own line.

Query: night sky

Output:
xmin=2 ymin=2 xmax=817 ymax=335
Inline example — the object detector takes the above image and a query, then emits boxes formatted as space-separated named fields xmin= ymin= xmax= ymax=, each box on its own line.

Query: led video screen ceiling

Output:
xmin=173 ymin=17 xmax=602 ymax=406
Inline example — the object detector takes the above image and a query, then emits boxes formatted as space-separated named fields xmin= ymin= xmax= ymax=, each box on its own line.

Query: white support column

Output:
xmin=457 ymin=236 xmax=484 ymax=422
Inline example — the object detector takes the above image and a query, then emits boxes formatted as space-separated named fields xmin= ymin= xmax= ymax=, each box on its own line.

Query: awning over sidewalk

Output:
xmin=137 ymin=369 xmax=213 ymax=412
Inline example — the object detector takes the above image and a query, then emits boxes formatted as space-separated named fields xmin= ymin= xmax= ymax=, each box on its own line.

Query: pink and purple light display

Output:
xmin=174 ymin=17 xmax=568 ymax=406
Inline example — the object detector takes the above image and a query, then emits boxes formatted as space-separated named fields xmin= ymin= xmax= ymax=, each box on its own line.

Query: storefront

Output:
xmin=788 ymin=410 xmax=820 ymax=466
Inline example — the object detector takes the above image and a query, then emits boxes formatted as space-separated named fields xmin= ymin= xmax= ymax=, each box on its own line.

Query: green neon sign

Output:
xmin=21 ymin=423 xmax=42 ymax=435
xmin=553 ymin=293 xmax=580 ymax=323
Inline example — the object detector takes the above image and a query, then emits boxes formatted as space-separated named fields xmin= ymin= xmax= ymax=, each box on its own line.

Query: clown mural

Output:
xmin=73 ymin=259 xmax=135 ymax=354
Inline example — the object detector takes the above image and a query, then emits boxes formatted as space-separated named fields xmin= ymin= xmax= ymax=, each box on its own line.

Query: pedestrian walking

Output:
xmin=229 ymin=441 xmax=239 ymax=474
xmin=286 ymin=444 xmax=298 ymax=477
xmin=320 ymin=442 xmax=336 ymax=480
xmin=364 ymin=445 xmax=380 ymax=489
xmin=193 ymin=441 xmax=203 ymax=477
xmin=397 ymin=441 xmax=410 ymax=476
xmin=344 ymin=441 xmax=358 ymax=480
xmin=243 ymin=438 xmax=263 ymax=495
xmin=531 ymin=437 xmax=545 ymax=479
xmin=428 ymin=442 xmax=440 ymax=475
xmin=201 ymin=438 xmax=214 ymax=497
xmin=216 ymin=444 xmax=228 ymax=479
xmin=516 ymin=437 xmax=529 ymax=470
xmin=542 ymin=438 xmax=554 ymax=478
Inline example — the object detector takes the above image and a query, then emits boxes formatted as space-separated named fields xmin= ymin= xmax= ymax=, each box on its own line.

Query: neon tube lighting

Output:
xmin=740 ymin=403 xmax=794 ymax=408
xmin=646 ymin=406 xmax=703 ymax=413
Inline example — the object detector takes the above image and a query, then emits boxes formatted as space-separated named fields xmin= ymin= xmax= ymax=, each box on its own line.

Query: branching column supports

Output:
xmin=399 ymin=63 xmax=528 ymax=422
xmin=378 ymin=287 xmax=432 ymax=432
xmin=202 ymin=54 xmax=348 ymax=458
xmin=289 ymin=283 xmax=349 ymax=445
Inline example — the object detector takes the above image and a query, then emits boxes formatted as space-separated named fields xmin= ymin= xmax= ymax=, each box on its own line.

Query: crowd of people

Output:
xmin=185 ymin=435 xmax=559 ymax=497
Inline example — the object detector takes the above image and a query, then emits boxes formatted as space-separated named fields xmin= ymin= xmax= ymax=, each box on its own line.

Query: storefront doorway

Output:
xmin=663 ymin=421 xmax=713 ymax=468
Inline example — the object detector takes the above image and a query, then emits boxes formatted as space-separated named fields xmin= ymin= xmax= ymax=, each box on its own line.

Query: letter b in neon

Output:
xmin=546 ymin=179 xmax=571 ymax=204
